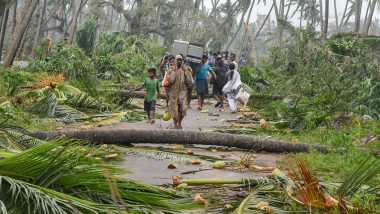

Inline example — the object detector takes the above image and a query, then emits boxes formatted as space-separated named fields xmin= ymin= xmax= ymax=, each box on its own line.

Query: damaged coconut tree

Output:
xmin=31 ymin=129 xmax=330 ymax=153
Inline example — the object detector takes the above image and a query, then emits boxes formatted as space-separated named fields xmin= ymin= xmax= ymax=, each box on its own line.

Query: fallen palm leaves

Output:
xmin=233 ymin=151 xmax=276 ymax=173
xmin=169 ymin=157 xmax=379 ymax=213
xmin=288 ymin=158 xmax=338 ymax=209
xmin=30 ymin=72 xmax=65 ymax=89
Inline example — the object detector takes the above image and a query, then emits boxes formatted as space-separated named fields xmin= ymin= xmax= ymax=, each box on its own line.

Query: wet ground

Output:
xmin=110 ymin=98 xmax=242 ymax=131
xmin=120 ymin=144 xmax=284 ymax=185
xmin=113 ymin=98 xmax=284 ymax=185
xmin=59 ymin=97 xmax=285 ymax=185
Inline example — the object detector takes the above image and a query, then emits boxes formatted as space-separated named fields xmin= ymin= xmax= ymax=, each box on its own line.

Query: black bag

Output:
xmin=185 ymin=77 xmax=194 ymax=89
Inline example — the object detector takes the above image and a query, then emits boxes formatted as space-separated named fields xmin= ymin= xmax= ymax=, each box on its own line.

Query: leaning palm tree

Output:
xmin=363 ymin=0 xmax=378 ymax=34
xmin=225 ymin=0 xmax=253 ymax=50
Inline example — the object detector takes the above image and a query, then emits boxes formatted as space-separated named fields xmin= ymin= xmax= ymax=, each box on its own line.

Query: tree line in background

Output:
xmin=0 ymin=0 xmax=380 ymax=67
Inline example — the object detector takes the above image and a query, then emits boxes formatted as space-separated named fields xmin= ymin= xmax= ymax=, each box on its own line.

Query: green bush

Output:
xmin=29 ymin=43 xmax=94 ymax=79
xmin=94 ymin=32 xmax=126 ymax=57
xmin=76 ymin=15 xmax=97 ymax=54
xmin=0 ymin=68 xmax=35 ymax=96
xmin=248 ymin=29 xmax=380 ymax=122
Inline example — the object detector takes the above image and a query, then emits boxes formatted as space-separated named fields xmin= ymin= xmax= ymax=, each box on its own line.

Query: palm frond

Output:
xmin=0 ymin=138 xmax=198 ymax=210
xmin=0 ymin=118 xmax=45 ymax=150
xmin=125 ymin=147 xmax=218 ymax=164
xmin=3 ymin=130 xmax=46 ymax=149
xmin=0 ymin=175 xmax=101 ymax=214
xmin=338 ymin=156 xmax=380 ymax=197
xmin=65 ymin=92 xmax=109 ymax=111
xmin=0 ymin=150 xmax=16 ymax=158
xmin=69 ymin=75 xmax=99 ymax=98
xmin=0 ymin=200 xmax=7 ymax=214
xmin=28 ymin=93 xmax=57 ymax=118
xmin=234 ymin=184 xmax=303 ymax=214
xmin=288 ymin=158 xmax=330 ymax=209
xmin=235 ymin=188 xmax=256 ymax=214
xmin=54 ymin=105 xmax=88 ymax=123
xmin=65 ymin=91 xmax=97 ymax=109
xmin=278 ymin=19 xmax=297 ymax=36
xmin=92 ymin=112 xmax=128 ymax=125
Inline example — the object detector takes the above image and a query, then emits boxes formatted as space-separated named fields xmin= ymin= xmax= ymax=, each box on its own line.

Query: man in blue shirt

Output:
xmin=194 ymin=55 xmax=215 ymax=110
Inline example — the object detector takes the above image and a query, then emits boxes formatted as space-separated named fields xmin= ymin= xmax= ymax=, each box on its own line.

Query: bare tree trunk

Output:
xmin=0 ymin=16 xmax=2 ymax=35
xmin=31 ymin=129 xmax=330 ymax=153
xmin=117 ymin=13 xmax=122 ymax=31
xmin=247 ymin=4 xmax=274 ymax=57
xmin=252 ymin=41 xmax=259 ymax=64
xmin=273 ymin=0 xmax=284 ymax=45
xmin=362 ymin=0 xmax=371 ymax=31
xmin=319 ymin=0 xmax=324 ymax=35
xmin=239 ymin=1 xmax=255 ymax=56
xmin=153 ymin=4 xmax=162 ymax=43
xmin=333 ymin=0 xmax=338 ymax=32
xmin=323 ymin=0 xmax=329 ymax=38
xmin=11 ymin=0 xmax=17 ymax=33
xmin=285 ymin=0 xmax=293 ymax=20
xmin=110 ymin=1 xmax=115 ymax=29
xmin=339 ymin=0 xmax=349 ymax=31
xmin=354 ymin=0 xmax=362 ymax=32
xmin=0 ymin=5 xmax=4 ymax=33
xmin=364 ymin=0 xmax=377 ymax=34
xmin=16 ymin=23 xmax=29 ymax=59
xmin=69 ymin=0 xmax=85 ymax=44
xmin=123 ymin=19 xmax=128 ymax=31
xmin=0 ymin=8 xmax=9 ymax=61
xmin=225 ymin=3 xmax=249 ymax=50
xmin=300 ymin=7 xmax=303 ymax=28
xmin=184 ymin=9 xmax=190 ymax=41
xmin=3 ymin=0 xmax=40 ymax=68
xmin=31 ymin=0 xmax=47 ymax=58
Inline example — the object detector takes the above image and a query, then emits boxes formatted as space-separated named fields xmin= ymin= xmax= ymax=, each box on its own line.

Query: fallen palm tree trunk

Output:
xmin=31 ymin=129 xmax=329 ymax=153
xmin=98 ymin=90 xmax=286 ymax=100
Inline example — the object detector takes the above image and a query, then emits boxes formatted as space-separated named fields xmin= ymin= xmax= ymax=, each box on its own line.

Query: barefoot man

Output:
xmin=167 ymin=55 xmax=188 ymax=129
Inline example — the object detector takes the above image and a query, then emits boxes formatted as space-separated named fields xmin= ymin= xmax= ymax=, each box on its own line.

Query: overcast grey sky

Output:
xmin=204 ymin=0 xmax=380 ymax=25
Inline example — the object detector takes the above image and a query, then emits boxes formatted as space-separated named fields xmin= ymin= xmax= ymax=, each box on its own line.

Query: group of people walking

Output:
xmin=141 ymin=51 xmax=243 ymax=129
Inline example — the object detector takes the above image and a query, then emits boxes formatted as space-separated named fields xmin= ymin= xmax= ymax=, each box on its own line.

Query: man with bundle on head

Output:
xmin=167 ymin=55 xmax=189 ymax=129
